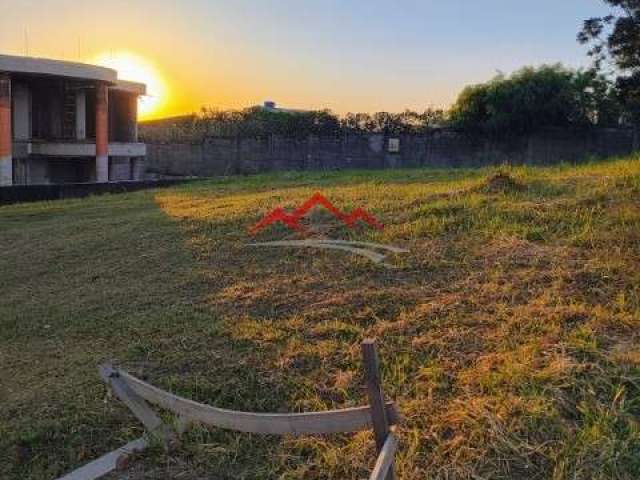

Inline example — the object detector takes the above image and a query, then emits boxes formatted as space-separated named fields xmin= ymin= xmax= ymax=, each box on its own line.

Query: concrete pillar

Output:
xmin=131 ymin=94 xmax=138 ymax=142
xmin=95 ymin=82 xmax=109 ymax=183
xmin=12 ymin=83 xmax=30 ymax=141
xmin=76 ymin=90 xmax=86 ymax=140
xmin=0 ymin=73 xmax=12 ymax=186
xmin=109 ymin=156 xmax=131 ymax=181
xmin=132 ymin=157 xmax=145 ymax=180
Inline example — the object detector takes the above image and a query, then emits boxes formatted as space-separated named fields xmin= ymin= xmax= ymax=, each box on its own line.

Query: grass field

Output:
xmin=2 ymin=157 xmax=640 ymax=479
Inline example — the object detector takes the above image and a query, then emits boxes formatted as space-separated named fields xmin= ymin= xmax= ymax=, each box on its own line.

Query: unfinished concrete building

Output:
xmin=0 ymin=54 xmax=146 ymax=186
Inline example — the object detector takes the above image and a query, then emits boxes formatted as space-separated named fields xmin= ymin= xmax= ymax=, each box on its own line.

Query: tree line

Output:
xmin=141 ymin=1 xmax=640 ymax=143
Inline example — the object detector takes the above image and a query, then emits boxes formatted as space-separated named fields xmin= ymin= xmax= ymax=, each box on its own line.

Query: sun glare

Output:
xmin=90 ymin=52 xmax=167 ymax=120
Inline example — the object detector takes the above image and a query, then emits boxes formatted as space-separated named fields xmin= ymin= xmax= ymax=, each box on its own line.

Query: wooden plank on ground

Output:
xmin=107 ymin=365 xmax=399 ymax=435
xmin=55 ymin=437 xmax=148 ymax=480
xmin=369 ymin=433 xmax=398 ymax=480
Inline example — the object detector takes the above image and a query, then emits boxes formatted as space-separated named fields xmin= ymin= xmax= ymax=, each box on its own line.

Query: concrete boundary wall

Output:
xmin=144 ymin=128 xmax=639 ymax=178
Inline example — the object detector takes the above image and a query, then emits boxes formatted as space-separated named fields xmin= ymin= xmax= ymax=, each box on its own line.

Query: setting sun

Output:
xmin=90 ymin=51 xmax=167 ymax=120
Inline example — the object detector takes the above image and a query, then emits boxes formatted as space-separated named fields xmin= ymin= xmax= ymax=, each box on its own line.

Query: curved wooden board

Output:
xmin=103 ymin=365 xmax=399 ymax=436
xmin=313 ymin=239 xmax=410 ymax=254
xmin=247 ymin=241 xmax=388 ymax=264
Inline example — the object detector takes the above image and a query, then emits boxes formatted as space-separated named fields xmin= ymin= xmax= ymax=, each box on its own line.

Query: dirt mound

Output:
xmin=481 ymin=173 xmax=525 ymax=194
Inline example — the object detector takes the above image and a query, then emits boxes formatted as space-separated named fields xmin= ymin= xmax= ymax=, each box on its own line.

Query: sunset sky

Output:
xmin=1 ymin=0 xmax=611 ymax=120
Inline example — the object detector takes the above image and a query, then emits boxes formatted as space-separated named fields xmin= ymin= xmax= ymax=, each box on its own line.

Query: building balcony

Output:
xmin=13 ymin=140 xmax=146 ymax=158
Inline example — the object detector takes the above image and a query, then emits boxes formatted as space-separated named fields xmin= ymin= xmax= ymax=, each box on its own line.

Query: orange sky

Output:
xmin=1 ymin=0 xmax=606 ymax=120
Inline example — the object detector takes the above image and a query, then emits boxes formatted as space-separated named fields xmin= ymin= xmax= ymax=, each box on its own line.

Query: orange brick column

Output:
xmin=95 ymin=82 xmax=109 ymax=182
xmin=0 ymin=73 xmax=12 ymax=186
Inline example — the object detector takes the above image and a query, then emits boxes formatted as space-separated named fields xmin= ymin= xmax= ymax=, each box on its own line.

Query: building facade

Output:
xmin=0 ymin=54 xmax=146 ymax=186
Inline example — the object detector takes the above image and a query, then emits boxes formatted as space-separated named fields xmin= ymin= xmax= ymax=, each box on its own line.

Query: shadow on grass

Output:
xmin=0 ymin=191 xmax=291 ymax=480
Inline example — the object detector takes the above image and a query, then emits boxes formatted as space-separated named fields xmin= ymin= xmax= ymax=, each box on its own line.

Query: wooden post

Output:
xmin=361 ymin=339 xmax=395 ymax=480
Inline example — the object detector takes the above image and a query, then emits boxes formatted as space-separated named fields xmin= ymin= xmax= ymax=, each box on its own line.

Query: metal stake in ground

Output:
xmin=361 ymin=339 xmax=396 ymax=480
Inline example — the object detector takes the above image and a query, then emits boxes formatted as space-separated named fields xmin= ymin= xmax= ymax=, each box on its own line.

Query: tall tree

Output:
xmin=579 ymin=1 xmax=640 ymax=123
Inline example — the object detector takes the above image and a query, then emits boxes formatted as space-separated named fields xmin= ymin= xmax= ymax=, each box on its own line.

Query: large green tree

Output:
xmin=449 ymin=65 xmax=618 ymax=135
